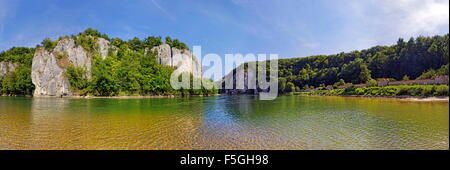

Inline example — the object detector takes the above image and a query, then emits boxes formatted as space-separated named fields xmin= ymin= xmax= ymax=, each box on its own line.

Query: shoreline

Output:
xmin=2 ymin=94 xmax=449 ymax=101
xmin=1 ymin=94 xmax=220 ymax=99
xmin=298 ymin=94 xmax=449 ymax=101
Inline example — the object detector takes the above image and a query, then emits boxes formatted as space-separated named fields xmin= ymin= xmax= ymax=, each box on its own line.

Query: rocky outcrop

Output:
xmin=0 ymin=62 xmax=18 ymax=79
xmin=97 ymin=38 xmax=112 ymax=59
xmin=32 ymin=38 xmax=110 ymax=96
xmin=31 ymin=38 xmax=200 ymax=96
xmin=219 ymin=64 xmax=259 ymax=95
xmin=32 ymin=49 xmax=71 ymax=96
xmin=151 ymin=44 xmax=172 ymax=66
xmin=151 ymin=44 xmax=202 ymax=78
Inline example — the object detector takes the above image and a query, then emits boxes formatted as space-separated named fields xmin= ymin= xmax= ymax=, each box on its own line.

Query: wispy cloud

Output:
xmin=149 ymin=0 xmax=176 ymax=21
xmin=0 ymin=23 xmax=83 ymax=50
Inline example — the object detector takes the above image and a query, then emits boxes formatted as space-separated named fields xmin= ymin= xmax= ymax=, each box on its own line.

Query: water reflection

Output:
xmin=0 ymin=96 xmax=448 ymax=150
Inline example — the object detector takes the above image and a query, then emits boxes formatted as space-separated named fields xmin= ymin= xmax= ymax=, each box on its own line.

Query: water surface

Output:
xmin=0 ymin=95 xmax=448 ymax=150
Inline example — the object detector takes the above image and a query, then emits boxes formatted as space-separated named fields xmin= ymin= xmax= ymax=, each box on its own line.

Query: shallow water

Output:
xmin=0 ymin=95 xmax=448 ymax=150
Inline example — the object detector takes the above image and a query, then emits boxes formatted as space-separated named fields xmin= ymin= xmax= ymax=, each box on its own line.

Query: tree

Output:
xmin=144 ymin=36 xmax=163 ymax=48
xmin=165 ymin=36 xmax=173 ymax=46
xmin=40 ymin=38 xmax=56 ymax=50
xmin=402 ymin=75 xmax=410 ymax=80
xmin=278 ymin=77 xmax=287 ymax=93
xmin=0 ymin=66 xmax=34 ymax=95
xmin=128 ymin=37 xmax=144 ymax=52
xmin=286 ymin=82 xmax=295 ymax=93
xmin=366 ymin=79 xmax=378 ymax=87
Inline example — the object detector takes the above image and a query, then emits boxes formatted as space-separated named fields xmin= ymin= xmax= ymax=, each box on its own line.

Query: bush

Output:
xmin=286 ymin=82 xmax=296 ymax=93
xmin=66 ymin=66 xmax=89 ymax=91
xmin=366 ymin=79 xmax=378 ymax=87
xmin=434 ymin=85 xmax=449 ymax=96
xmin=40 ymin=38 xmax=57 ymax=51
xmin=0 ymin=66 xmax=34 ymax=95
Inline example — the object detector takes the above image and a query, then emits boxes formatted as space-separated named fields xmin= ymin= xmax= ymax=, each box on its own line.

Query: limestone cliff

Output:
xmin=219 ymin=64 xmax=259 ymax=95
xmin=151 ymin=44 xmax=202 ymax=78
xmin=32 ymin=37 xmax=201 ymax=96
xmin=0 ymin=62 xmax=18 ymax=79
xmin=32 ymin=38 xmax=110 ymax=96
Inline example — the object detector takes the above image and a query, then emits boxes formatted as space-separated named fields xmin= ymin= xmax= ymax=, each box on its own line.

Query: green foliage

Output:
xmin=286 ymin=82 xmax=296 ymax=93
xmin=1 ymin=66 xmax=34 ymax=95
xmin=0 ymin=47 xmax=35 ymax=65
xmin=165 ymin=36 xmax=188 ymax=50
xmin=402 ymin=75 xmax=410 ymax=80
xmin=81 ymin=28 xmax=110 ymax=40
xmin=144 ymin=36 xmax=163 ymax=48
xmin=306 ymin=85 xmax=448 ymax=97
xmin=278 ymin=77 xmax=287 ymax=93
xmin=65 ymin=66 xmax=89 ymax=92
xmin=417 ymin=64 xmax=449 ymax=80
xmin=90 ymin=56 xmax=119 ymax=96
xmin=73 ymin=35 xmax=99 ymax=55
xmin=366 ymin=79 xmax=378 ymax=87
xmin=0 ymin=47 xmax=36 ymax=95
xmin=40 ymin=38 xmax=57 ymax=51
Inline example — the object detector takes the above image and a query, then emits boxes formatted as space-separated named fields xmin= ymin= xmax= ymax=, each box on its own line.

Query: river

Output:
xmin=0 ymin=95 xmax=448 ymax=150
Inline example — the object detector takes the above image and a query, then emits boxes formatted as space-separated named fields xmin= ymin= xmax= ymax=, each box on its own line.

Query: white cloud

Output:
xmin=378 ymin=0 xmax=449 ymax=36
xmin=341 ymin=0 xmax=449 ymax=38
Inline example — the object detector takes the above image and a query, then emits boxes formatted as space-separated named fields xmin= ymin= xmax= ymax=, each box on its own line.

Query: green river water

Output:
xmin=0 ymin=95 xmax=448 ymax=150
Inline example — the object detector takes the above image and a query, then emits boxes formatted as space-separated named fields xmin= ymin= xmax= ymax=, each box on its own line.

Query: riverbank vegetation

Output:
xmin=299 ymin=85 xmax=449 ymax=97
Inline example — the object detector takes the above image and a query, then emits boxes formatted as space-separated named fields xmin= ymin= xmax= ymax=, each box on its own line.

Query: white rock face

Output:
xmin=97 ymin=38 xmax=111 ymax=59
xmin=171 ymin=47 xmax=182 ymax=68
xmin=151 ymin=44 xmax=172 ymax=66
xmin=220 ymin=64 xmax=258 ymax=95
xmin=0 ymin=62 xmax=18 ymax=78
xmin=192 ymin=56 xmax=202 ymax=78
xmin=53 ymin=39 xmax=92 ymax=79
xmin=169 ymin=46 xmax=202 ymax=78
xmin=32 ymin=49 xmax=72 ymax=96
xmin=32 ymin=38 xmax=109 ymax=96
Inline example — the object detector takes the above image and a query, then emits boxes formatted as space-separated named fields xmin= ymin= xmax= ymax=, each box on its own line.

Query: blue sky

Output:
xmin=0 ymin=0 xmax=449 ymax=59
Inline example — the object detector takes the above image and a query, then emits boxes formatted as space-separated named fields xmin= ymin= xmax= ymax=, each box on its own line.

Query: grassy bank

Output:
xmin=297 ymin=85 xmax=449 ymax=97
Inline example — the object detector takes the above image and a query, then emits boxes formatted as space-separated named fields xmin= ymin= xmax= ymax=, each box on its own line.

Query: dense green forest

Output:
xmin=0 ymin=28 xmax=217 ymax=96
xmin=277 ymin=34 xmax=449 ymax=93
xmin=0 ymin=47 xmax=35 ymax=95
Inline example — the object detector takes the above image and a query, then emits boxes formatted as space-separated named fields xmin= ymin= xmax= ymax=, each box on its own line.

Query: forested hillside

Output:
xmin=278 ymin=34 xmax=449 ymax=92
